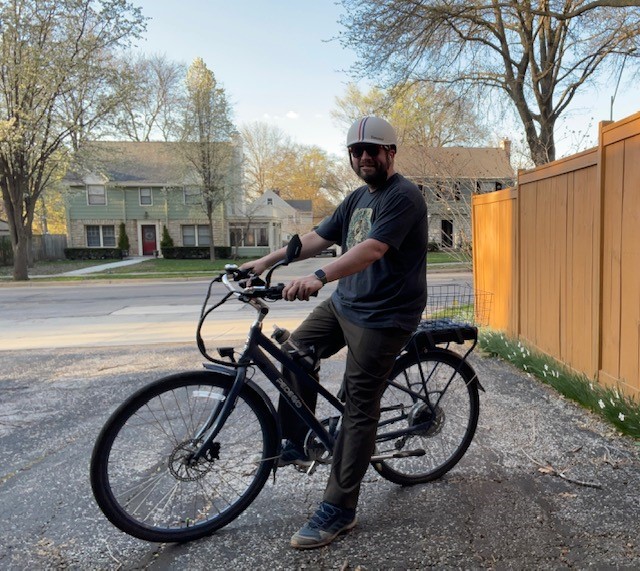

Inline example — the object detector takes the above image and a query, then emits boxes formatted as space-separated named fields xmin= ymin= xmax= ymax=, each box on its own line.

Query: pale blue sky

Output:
xmin=132 ymin=0 xmax=358 ymax=155
xmin=131 ymin=1 xmax=639 ymax=160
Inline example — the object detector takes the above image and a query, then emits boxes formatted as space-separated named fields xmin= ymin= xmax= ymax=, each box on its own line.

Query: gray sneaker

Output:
xmin=290 ymin=502 xmax=357 ymax=549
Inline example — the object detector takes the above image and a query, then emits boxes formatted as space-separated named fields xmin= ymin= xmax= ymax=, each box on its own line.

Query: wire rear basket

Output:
xmin=424 ymin=284 xmax=493 ymax=328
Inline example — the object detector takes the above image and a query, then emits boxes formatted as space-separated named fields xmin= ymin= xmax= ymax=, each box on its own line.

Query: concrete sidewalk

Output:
xmin=59 ymin=256 xmax=149 ymax=276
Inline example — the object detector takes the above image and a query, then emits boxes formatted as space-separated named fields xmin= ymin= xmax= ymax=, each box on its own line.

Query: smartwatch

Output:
xmin=313 ymin=269 xmax=328 ymax=285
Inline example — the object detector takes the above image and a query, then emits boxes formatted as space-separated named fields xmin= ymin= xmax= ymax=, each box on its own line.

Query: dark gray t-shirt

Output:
xmin=316 ymin=173 xmax=428 ymax=331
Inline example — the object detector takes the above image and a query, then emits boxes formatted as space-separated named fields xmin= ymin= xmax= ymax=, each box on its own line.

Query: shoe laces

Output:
xmin=308 ymin=502 xmax=345 ymax=530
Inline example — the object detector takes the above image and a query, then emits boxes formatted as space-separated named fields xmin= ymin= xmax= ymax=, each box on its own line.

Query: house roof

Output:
xmin=285 ymin=199 xmax=312 ymax=212
xmin=395 ymin=145 xmax=514 ymax=181
xmin=66 ymin=141 xmax=198 ymax=186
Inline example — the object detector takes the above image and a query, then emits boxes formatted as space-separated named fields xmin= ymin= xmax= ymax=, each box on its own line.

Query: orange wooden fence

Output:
xmin=473 ymin=111 xmax=640 ymax=399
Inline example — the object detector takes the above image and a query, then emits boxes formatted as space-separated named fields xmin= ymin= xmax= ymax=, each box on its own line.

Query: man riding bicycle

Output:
xmin=240 ymin=116 xmax=428 ymax=549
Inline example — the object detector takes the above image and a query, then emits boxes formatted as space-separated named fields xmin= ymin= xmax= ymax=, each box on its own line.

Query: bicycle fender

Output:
xmin=202 ymin=362 xmax=237 ymax=376
xmin=436 ymin=347 xmax=485 ymax=393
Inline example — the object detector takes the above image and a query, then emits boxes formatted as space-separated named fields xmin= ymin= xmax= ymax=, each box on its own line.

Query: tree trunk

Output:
xmin=208 ymin=212 xmax=216 ymax=262
xmin=12 ymin=233 xmax=29 ymax=281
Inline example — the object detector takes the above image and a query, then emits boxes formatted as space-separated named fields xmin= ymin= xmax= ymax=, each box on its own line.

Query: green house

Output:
xmin=64 ymin=140 xmax=243 ymax=256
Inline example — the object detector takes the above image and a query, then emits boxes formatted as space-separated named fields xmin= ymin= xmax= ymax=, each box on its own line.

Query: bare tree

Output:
xmin=0 ymin=0 xmax=145 ymax=280
xmin=180 ymin=57 xmax=238 ymax=261
xmin=322 ymin=156 xmax=361 ymax=205
xmin=240 ymin=121 xmax=292 ymax=199
xmin=241 ymin=121 xmax=347 ymax=223
xmin=339 ymin=0 xmax=640 ymax=165
xmin=108 ymin=53 xmax=186 ymax=141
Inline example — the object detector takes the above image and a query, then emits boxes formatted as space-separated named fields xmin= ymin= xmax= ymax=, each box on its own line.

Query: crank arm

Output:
xmin=370 ymin=448 xmax=426 ymax=461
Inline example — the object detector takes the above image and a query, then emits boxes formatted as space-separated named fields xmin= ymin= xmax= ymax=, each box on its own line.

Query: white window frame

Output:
xmin=184 ymin=186 xmax=201 ymax=205
xmin=181 ymin=224 xmax=211 ymax=246
xmin=139 ymin=187 xmax=153 ymax=206
xmin=228 ymin=224 xmax=268 ymax=247
xmin=87 ymin=185 xmax=106 ymax=206
xmin=86 ymin=224 xmax=116 ymax=247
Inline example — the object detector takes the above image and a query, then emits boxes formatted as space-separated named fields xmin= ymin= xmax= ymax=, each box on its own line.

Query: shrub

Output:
xmin=117 ymin=222 xmax=130 ymax=253
xmin=427 ymin=241 xmax=440 ymax=252
xmin=160 ymin=225 xmax=174 ymax=249
xmin=161 ymin=246 xmax=231 ymax=259
xmin=64 ymin=248 xmax=123 ymax=260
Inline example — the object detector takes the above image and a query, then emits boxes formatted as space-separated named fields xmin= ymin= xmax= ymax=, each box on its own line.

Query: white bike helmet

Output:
xmin=346 ymin=116 xmax=397 ymax=149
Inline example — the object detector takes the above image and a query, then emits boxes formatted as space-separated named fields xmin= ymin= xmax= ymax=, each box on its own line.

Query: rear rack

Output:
xmin=416 ymin=318 xmax=478 ymax=346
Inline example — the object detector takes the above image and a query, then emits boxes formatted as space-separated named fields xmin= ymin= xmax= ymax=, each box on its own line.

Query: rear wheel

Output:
xmin=373 ymin=350 xmax=480 ymax=485
xmin=90 ymin=371 xmax=277 ymax=542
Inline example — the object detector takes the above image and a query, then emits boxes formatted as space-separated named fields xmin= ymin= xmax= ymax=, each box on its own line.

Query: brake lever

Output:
xmin=238 ymin=274 xmax=266 ymax=288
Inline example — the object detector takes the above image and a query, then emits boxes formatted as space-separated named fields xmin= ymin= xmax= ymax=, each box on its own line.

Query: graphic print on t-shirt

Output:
xmin=346 ymin=208 xmax=373 ymax=250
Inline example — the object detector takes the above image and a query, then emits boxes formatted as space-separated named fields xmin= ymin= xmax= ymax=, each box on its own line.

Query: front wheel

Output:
xmin=373 ymin=350 xmax=480 ymax=485
xmin=90 ymin=371 xmax=278 ymax=542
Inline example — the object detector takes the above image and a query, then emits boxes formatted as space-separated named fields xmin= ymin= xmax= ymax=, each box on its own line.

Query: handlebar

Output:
xmin=218 ymin=264 xmax=285 ymax=301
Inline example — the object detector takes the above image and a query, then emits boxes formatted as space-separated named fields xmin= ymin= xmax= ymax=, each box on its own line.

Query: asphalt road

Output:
xmin=0 ymin=267 xmax=638 ymax=570
xmin=0 ymin=261 xmax=472 ymax=351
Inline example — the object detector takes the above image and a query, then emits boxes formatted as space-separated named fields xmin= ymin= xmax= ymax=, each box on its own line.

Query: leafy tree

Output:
xmin=0 ymin=0 xmax=145 ymax=280
xmin=338 ymin=0 xmax=640 ymax=165
xmin=332 ymin=83 xmax=488 ymax=147
xmin=241 ymin=121 xmax=352 ymax=222
xmin=180 ymin=57 xmax=238 ymax=262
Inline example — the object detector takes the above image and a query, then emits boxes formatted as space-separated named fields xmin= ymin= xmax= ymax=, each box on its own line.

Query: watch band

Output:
xmin=314 ymin=269 xmax=327 ymax=285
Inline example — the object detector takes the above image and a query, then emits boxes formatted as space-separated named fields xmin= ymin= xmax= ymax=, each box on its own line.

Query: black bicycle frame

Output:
xmin=191 ymin=320 xmax=345 ymax=462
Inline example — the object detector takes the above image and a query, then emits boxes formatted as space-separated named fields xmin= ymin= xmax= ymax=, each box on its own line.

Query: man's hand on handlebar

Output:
xmin=238 ymin=259 xmax=270 ymax=276
xmin=283 ymin=275 xmax=323 ymax=301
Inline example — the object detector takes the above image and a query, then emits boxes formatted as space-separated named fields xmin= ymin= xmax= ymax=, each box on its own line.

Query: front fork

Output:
xmin=188 ymin=365 xmax=249 ymax=464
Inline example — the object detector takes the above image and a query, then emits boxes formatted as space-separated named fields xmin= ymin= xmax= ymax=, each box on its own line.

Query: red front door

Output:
xmin=142 ymin=225 xmax=157 ymax=256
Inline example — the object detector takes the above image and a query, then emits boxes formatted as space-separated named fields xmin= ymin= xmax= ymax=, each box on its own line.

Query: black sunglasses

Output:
xmin=349 ymin=143 xmax=388 ymax=159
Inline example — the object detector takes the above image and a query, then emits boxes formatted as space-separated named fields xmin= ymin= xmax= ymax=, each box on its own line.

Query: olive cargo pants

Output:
xmin=278 ymin=298 xmax=412 ymax=510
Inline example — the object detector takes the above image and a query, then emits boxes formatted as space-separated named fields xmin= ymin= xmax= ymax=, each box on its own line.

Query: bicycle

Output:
xmin=90 ymin=236 xmax=487 ymax=543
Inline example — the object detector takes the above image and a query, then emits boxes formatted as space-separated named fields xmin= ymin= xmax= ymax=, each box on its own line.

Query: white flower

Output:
xmin=610 ymin=398 xmax=616 ymax=407
xmin=618 ymin=412 xmax=625 ymax=422
xmin=598 ymin=399 xmax=605 ymax=409
xmin=614 ymin=389 xmax=620 ymax=400
xmin=544 ymin=364 xmax=549 ymax=371
xmin=523 ymin=364 xmax=528 ymax=371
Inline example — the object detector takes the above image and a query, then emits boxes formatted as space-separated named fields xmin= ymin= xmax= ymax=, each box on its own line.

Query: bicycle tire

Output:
xmin=90 ymin=371 xmax=278 ymax=543
xmin=372 ymin=349 xmax=480 ymax=485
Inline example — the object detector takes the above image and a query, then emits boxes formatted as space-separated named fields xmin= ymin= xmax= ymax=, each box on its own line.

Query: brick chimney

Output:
xmin=499 ymin=138 xmax=511 ymax=160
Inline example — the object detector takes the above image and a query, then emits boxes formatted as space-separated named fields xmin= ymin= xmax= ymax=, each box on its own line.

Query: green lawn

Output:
xmin=427 ymin=251 xmax=470 ymax=265
xmin=0 ymin=259 xmax=112 ymax=277
xmin=1 ymin=250 xmax=467 ymax=280
xmin=103 ymin=258 xmax=240 ymax=275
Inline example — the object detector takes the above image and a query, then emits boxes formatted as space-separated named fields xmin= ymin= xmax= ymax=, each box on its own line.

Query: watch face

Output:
xmin=314 ymin=269 xmax=327 ymax=284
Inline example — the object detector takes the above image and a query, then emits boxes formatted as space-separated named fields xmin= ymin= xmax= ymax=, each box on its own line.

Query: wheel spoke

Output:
xmin=91 ymin=373 xmax=276 ymax=542
xmin=374 ymin=353 xmax=479 ymax=485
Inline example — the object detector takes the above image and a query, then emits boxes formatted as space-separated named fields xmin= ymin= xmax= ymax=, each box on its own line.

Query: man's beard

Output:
xmin=355 ymin=156 xmax=391 ymax=188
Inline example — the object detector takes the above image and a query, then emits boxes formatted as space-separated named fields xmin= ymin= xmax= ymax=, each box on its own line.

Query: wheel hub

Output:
xmin=168 ymin=440 xmax=219 ymax=481
xmin=408 ymin=402 xmax=445 ymax=437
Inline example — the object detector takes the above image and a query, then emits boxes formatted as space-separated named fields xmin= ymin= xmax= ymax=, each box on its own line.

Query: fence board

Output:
xmin=472 ymin=188 xmax=517 ymax=333
xmin=600 ymin=140 xmax=625 ymax=385
xmin=617 ymin=134 xmax=640 ymax=395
